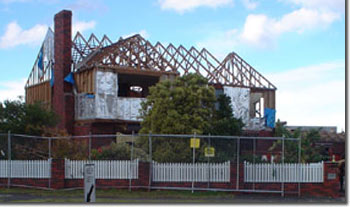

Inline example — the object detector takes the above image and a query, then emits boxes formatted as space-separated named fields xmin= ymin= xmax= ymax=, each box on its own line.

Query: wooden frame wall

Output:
xmin=25 ymin=81 xmax=51 ymax=109
xmin=74 ymin=68 xmax=96 ymax=94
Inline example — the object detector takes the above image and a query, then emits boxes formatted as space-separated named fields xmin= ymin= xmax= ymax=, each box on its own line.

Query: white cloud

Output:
xmin=158 ymin=0 xmax=233 ymax=13
xmin=196 ymin=29 xmax=238 ymax=60
xmin=283 ymin=0 xmax=345 ymax=13
xmin=66 ymin=0 xmax=108 ymax=13
xmin=122 ymin=30 xmax=149 ymax=39
xmin=72 ymin=20 xmax=96 ymax=36
xmin=0 ymin=78 xmax=26 ymax=102
xmin=240 ymin=7 xmax=341 ymax=48
xmin=0 ymin=21 xmax=47 ymax=49
xmin=265 ymin=61 xmax=345 ymax=132
xmin=0 ymin=20 xmax=96 ymax=49
xmin=241 ymin=0 xmax=257 ymax=10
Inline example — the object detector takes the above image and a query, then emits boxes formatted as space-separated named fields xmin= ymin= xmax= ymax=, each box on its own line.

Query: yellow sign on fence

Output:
xmin=205 ymin=147 xmax=215 ymax=157
xmin=190 ymin=138 xmax=200 ymax=148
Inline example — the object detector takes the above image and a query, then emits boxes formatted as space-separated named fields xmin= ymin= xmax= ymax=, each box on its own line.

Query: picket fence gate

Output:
xmin=65 ymin=159 xmax=139 ymax=179
xmin=0 ymin=159 xmax=51 ymax=178
xmin=152 ymin=161 xmax=230 ymax=182
xmin=244 ymin=161 xmax=324 ymax=183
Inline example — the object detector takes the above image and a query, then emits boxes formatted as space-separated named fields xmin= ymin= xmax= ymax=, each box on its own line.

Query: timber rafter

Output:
xmin=72 ymin=33 xmax=276 ymax=90
xmin=26 ymin=31 xmax=276 ymax=90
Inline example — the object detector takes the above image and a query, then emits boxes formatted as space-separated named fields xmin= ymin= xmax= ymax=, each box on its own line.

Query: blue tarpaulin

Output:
xmin=264 ymin=108 xmax=276 ymax=128
xmin=85 ymin=94 xmax=95 ymax=99
xmin=38 ymin=47 xmax=44 ymax=78
xmin=50 ymin=67 xmax=54 ymax=87
xmin=64 ymin=72 xmax=75 ymax=85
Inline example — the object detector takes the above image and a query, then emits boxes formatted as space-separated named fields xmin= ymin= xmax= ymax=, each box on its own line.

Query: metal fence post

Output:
xmin=236 ymin=137 xmax=240 ymax=190
xmin=207 ymin=134 xmax=211 ymax=189
xmin=49 ymin=137 xmax=52 ymax=159
xmin=48 ymin=137 xmax=52 ymax=189
xmin=88 ymin=132 xmax=92 ymax=161
xmin=192 ymin=132 xmax=196 ymax=193
xmin=298 ymin=137 xmax=301 ymax=197
xmin=148 ymin=132 xmax=152 ymax=191
xmin=129 ymin=131 xmax=134 ymax=192
xmin=7 ymin=131 xmax=11 ymax=188
xmin=253 ymin=137 xmax=256 ymax=191
xmin=282 ymin=137 xmax=285 ymax=197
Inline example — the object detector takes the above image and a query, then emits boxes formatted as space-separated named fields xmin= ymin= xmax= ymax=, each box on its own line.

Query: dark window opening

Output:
xmin=118 ymin=73 xmax=159 ymax=98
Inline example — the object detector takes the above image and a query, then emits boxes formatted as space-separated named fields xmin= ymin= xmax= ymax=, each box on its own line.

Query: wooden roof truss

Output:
xmin=72 ymin=33 xmax=276 ymax=90
xmin=26 ymin=31 xmax=276 ymax=90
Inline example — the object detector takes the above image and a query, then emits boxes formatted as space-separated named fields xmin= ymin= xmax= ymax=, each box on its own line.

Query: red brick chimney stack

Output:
xmin=53 ymin=10 xmax=74 ymax=134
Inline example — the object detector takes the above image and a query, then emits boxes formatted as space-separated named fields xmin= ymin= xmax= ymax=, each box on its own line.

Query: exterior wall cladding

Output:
xmin=0 ymin=160 xmax=342 ymax=198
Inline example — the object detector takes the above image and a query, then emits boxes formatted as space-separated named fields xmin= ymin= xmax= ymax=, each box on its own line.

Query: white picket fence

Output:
xmin=0 ymin=159 xmax=51 ymax=178
xmin=244 ymin=161 xmax=324 ymax=183
xmin=65 ymin=159 xmax=139 ymax=179
xmin=152 ymin=161 xmax=230 ymax=182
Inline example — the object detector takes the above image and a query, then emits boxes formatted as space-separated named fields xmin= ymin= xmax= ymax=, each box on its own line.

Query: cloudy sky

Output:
xmin=0 ymin=0 xmax=346 ymax=131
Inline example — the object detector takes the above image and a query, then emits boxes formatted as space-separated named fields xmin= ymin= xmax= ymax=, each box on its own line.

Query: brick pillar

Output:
xmin=53 ymin=10 xmax=74 ymax=134
xmin=51 ymin=159 xmax=65 ymax=189
xmin=323 ymin=162 xmax=340 ymax=197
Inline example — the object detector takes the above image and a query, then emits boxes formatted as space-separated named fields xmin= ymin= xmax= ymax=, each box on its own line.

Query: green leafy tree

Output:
xmin=269 ymin=120 xmax=326 ymax=163
xmin=204 ymin=94 xmax=244 ymax=162
xmin=0 ymin=99 xmax=58 ymax=135
xmin=137 ymin=73 xmax=216 ymax=162
xmin=0 ymin=99 xmax=59 ymax=159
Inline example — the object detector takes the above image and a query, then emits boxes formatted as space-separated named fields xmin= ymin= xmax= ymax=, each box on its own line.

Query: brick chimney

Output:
xmin=53 ymin=10 xmax=74 ymax=134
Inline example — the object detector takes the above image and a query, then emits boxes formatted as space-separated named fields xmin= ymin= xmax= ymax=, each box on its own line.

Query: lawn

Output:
xmin=0 ymin=187 xmax=237 ymax=203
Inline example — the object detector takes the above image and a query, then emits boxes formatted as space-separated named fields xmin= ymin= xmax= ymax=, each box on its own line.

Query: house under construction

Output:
xmin=25 ymin=10 xmax=277 ymax=137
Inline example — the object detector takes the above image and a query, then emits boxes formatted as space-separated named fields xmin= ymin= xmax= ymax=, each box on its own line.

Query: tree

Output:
xmin=0 ymin=99 xmax=59 ymax=159
xmin=0 ymin=99 xmax=58 ymax=135
xmin=269 ymin=120 xmax=326 ymax=163
xmin=204 ymin=94 xmax=244 ymax=162
xmin=137 ymin=73 xmax=216 ymax=162
xmin=206 ymin=94 xmax=244 ymax=136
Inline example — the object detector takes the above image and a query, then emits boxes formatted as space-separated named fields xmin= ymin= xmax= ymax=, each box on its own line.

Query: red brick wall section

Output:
xmin=51 ymin=159 xmax=65 ymax=189
xmin=300 ymin=162 xmax=340 ymax=198
xmin=0 ymin=178 xmax=49 ymax=188
xmin=53 ymin=10 xmax=74 ymax=134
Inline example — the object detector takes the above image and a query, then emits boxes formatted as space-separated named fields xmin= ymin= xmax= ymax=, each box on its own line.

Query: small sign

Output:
xmin=327 ymin=173 xmax=336 ymax=180
xmin=84 ymin=164 xmax=96 ymax=202
xmin=190 ymin=138 xmax=200 ymax=148
xmin=204 ymin=147 xmax=215 ymax=157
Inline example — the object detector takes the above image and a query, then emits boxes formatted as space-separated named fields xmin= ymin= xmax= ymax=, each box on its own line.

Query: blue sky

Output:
xmin=0 ymin=0 xmax=346 ymax=131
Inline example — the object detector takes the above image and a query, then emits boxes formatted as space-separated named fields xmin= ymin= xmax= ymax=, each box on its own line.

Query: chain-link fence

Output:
xmin=0 ymin=132 xmax=308 ymax=195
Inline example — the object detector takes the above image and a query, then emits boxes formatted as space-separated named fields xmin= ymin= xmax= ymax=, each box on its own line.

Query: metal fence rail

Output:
xmin=0 ymin=159 xmax=51 ymax=178
xmin=152 ymin=161 xmax=230 ymax=182
xmin=244 ymin=161 xmax=324 ymax=183
xmin=65 ymin=159 xmax=139 ymax=179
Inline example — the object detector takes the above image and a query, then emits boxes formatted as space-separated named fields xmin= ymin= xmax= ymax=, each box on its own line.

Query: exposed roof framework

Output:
xmin=26 ymin=30 xmax=276 ymax=90
xmin=72 ymin=33 xmax=276 ymax=90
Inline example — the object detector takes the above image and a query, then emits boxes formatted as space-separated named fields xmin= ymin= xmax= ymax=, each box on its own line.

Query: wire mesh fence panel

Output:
xmin=0 ymin=133 xmax=8 ymax=160
xmin=0 ymin=132 xmax=306 ymax=194
xmin=11 ymin=134 xmax=49 ymax=160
